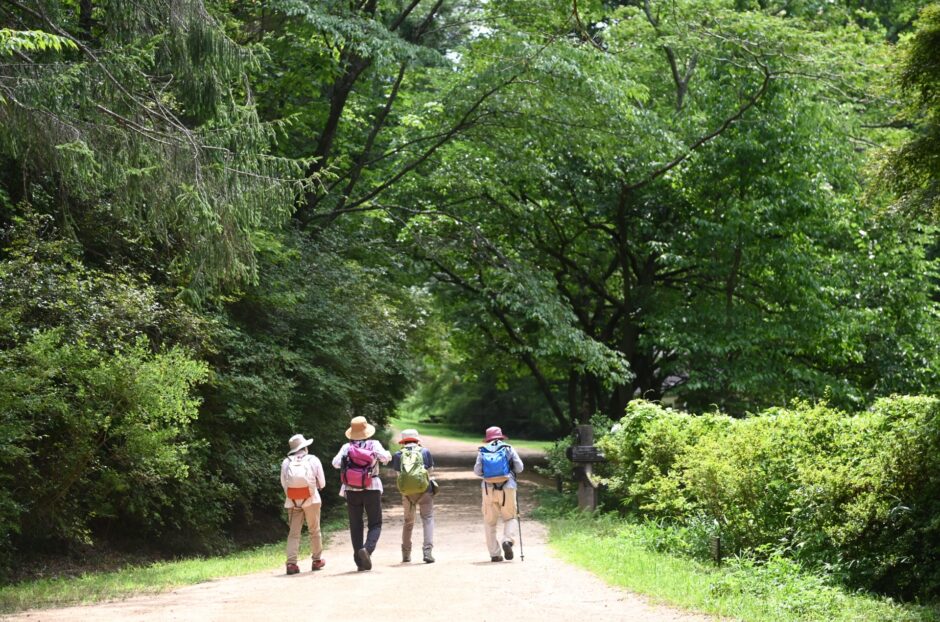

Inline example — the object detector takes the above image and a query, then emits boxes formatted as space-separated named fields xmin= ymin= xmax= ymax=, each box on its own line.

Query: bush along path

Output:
xmin=6 ymin=434 xmax=713 ymax=622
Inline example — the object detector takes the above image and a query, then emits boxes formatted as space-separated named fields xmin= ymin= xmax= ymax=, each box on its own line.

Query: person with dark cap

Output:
xmin=473 ymin=426 xmax=524 ymax=562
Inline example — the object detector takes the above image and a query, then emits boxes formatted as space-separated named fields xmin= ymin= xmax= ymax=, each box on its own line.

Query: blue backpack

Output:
xmin=479 ymin=442 xmax=512 ymax=483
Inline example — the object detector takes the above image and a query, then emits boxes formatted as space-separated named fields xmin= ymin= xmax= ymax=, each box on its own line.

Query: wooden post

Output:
xmin=576 ymin=425 xmax=597 ymax=511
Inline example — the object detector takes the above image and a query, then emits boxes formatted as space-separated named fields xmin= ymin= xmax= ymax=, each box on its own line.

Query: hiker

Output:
xmin=280 ymin=433 xmax=326 ymax=575
xmin=332 ymin=416 xmax=392 ymax=571
xmin=474 ymin=426 xmax=524 ymax=562
xmin=390 ymin=428 xmax=436 ymax=564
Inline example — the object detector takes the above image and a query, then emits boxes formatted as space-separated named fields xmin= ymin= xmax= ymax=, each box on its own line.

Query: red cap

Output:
xmin=483 ymin=426 xmax=507 ymax=443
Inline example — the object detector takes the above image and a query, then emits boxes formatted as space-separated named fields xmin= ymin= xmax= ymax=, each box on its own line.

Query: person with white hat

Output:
xmin=390 ymin=428 xmax=436 ymax=563
xmin=473 ymin=426 xmax=524 ymax=562
xmin=331 ymin=416 xmax=391 ymax=571
xmin=280 ymin=433 xmax=326 ymax=575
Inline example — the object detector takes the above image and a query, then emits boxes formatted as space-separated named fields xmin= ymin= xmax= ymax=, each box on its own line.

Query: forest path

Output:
xmin=8 ymin=434 xmax=714 ymax=622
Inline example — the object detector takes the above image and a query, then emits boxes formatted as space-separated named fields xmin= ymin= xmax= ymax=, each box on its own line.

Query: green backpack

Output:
xmin=397 ymin=446 xmax=430 ymax=495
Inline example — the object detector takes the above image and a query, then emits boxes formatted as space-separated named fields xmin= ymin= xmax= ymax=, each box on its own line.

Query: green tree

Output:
xmin=0 ymin=0 xmax=301 ymax=295
xmin=395 ymin=0 xmax=939 ymax=426
xmin=880 ymin=3 xmax=940 ymax=225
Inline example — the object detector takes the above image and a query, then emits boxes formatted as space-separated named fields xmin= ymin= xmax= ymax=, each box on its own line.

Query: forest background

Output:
xmin=1 ymin=0 xmax=938 ymax=604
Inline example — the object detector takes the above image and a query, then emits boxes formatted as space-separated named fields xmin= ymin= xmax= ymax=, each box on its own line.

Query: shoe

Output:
xmin=423 ymin=550 xmax=435 ymax=564
xmin=502 ymin=540 xmax=514 ymax=560
xmin=490 ymin=556 xmax=503 ymax=562
xmin=286 ymin=563 xmax=300 ymax=575
xmin=312 ymin=559 xmax=325 ymax=571
xmin=355 ymin=548 xmax=372 ymax=571
xmin=402 ymin=552 xmax=411 ymax=563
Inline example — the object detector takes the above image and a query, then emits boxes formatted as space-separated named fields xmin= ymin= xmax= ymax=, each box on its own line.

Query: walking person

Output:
xmin=390 ymin=429 xmax=436 ymax=563
xmin=280 ymin=433 xmax=326 ymax=575
xmin=332 ymin=416 xmax=391 ymax=571
xmin=474 ymin=426 xmax=524 ymax=562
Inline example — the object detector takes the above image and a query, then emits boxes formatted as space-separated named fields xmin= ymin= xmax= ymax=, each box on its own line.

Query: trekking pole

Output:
xmin=516 ymin=486 xmax=525 ymax=562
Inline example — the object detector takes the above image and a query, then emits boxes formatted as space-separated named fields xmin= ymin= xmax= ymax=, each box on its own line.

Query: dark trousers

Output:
xmin=345 ymin=489 xmax=383 ymax=556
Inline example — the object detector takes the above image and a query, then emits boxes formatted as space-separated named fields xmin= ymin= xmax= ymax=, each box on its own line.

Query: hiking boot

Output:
xmin=286 ymin=563 xmax=300 ymax=575
xmin=355 ymin=547 xmax=372 ymax=571
xmin=423 ymin=549 xmax=435 ymax=564
xmin=402 ymin=551 xmax=411 ymax=563
xmin=502 ymin=540 xmax=514 ymax=560
xmin=311 ymin=558 xmax=325 ymax=571
xmin=490 ymin=555 xmax=503 ymax=562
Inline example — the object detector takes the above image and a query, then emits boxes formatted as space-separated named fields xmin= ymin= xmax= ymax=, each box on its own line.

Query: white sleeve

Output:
xmin=374 ymin=441 xmax=392 ymax=464
xmin=332 ymin=443 xmax=348 ymax=469
xmin=511 ymin=448 xmax=524 ymax=474
xmin=305 ymin=456 xmax=324 ymax=491
xmin=280 ymin=458 xmax=289 ymax=492
xmin=315 ymin=457 xmax=326 ymax=489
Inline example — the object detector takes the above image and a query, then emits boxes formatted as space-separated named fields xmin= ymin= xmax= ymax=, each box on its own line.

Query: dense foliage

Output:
xmin=0 ymin=0 xmax=424 ymax=577
xmin=596 ymin=398 xmax=940 ymax=600
xmin=396 ymin=0 xmax=940 ymax=427
xmin=1 ymin=0 xmax=938 ymax=598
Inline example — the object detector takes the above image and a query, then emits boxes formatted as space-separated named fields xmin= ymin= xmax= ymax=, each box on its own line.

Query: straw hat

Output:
xmin=345 ymin=416 xmax=376 ymax=441
xmin=287 ymin=433 xmax=313 ymax=455
xmin=483 ymin=426 xmax=507 ymax=443
xmin=398 ymin=429 xmax=421 ymax=444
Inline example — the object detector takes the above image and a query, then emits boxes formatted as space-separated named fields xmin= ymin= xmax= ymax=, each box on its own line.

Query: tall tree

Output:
xmin=394 ymin=0 xmax=939 ymax=426
xmin=879 ymin=3 xmax=940 ymax=225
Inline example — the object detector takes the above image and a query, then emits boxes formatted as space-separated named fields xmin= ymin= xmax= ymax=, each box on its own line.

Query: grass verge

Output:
xmin=537 ymin=497 xmax=939 ymax=622
xmin=390 ymin=410 xmax=554 ymax=452
xmin=0 ymin=516 xmax=344 ymax=615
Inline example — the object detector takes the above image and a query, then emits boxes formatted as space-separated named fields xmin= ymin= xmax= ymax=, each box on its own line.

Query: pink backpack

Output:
xmin=341 ymin=441 xmax=376 ymax=489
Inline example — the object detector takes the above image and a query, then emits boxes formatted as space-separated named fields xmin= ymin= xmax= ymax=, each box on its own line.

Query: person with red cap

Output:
xmin=390 ymin=428 xmax=437 ymax=563
xmin=473 ymin=426 xmax=524 ymax=562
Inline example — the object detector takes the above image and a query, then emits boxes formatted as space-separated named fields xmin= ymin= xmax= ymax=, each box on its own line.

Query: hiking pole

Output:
xmin=516 ymin=487 xmax=525 ymax=562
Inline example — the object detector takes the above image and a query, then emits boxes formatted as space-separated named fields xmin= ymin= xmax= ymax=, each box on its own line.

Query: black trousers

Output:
xmin=345 ymin=489 xmax=383 ymax=556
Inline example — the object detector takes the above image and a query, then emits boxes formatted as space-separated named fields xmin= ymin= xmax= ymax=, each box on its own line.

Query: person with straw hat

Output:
xmin=331 ymin=416 xmax=391 ymax=571
xmin=280 ymin=433 xmax=326 ymax=575
xmin=390 ymin=428 xmax=437 ymax=563
xmin=473 ymin=426 xmax=524 ymax=562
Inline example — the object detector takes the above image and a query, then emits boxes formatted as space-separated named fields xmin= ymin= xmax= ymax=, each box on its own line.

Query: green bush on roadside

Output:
xmin=597 ymin=397 xmax=940 ymax=600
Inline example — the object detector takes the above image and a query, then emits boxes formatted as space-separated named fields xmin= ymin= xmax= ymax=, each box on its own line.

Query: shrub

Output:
xmin=598 ymin=397 xmax=940 ymax=600
xmin=0 ymin=331 xmax=209 ymax=554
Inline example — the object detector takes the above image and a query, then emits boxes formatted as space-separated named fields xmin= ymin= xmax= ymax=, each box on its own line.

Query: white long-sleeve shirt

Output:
xmin=332 ymin=440 xmax=392 ymax=495
xmin=280 ymin=452 xmax=326 ymax=508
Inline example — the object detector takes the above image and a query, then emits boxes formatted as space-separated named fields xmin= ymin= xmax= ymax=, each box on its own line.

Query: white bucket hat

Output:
xmin=287 ymin=434 xmax=313 ymax=455
xmin=398 ymin=429 xmax=421 ymax=444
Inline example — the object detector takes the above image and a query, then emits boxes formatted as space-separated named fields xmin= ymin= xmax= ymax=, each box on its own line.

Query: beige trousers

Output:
xmin=402 ymin=491 xmax=434 ymax=553
xmin=481 ymin=485 xmax=519 ymax=557
xmin=286 ymin=503 xmax=323 ymax=564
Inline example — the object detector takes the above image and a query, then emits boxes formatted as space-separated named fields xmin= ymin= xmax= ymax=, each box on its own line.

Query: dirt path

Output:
xmin=8 ymin=435 xmax=714 ymax=622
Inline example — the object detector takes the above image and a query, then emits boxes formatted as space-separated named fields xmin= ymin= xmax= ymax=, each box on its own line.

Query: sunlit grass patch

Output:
xmin=0 ymin=517 xmax=344 ymax=615
xmin=390 ymin=409 xmax=554 ymax=452
xmin=545 ymin=514 xmax=940 ymax=622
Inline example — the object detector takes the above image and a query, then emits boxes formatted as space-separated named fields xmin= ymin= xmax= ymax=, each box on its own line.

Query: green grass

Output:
xmin=0 ymin=517 xmax=344 ymax=615
xmin=544 ymin=514 xmax=940 ymax=622
xmin=390 ymin=410 xmax=554 ymax=452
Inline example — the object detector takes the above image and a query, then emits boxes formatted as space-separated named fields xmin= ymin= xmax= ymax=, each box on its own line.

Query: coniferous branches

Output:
xmin=0 ymin=0 xmax=304 ymax=296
